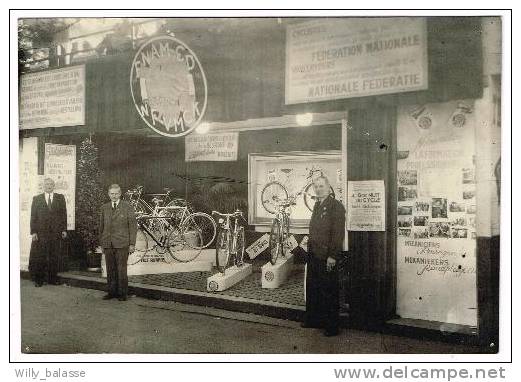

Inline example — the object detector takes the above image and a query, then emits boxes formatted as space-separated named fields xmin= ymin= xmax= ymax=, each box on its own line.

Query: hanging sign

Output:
xmin=285 ymin=18 xmax=428 ymax=104
xmin=44 ymin=143 xmax=76 ymax=230
xmin=246 ymin=233 xmax=270 ymax=260
xmin=185 ymin=132 xmax=238 ymax=162
xmin=19 ymin=65 xmax=85 ymax=129
xmin=347 ymin=180 xmax=386 ymax=231
xmin=130 ymin=35 xmax=208 ymax=137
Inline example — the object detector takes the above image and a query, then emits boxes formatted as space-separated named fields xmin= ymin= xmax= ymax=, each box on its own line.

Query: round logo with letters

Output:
xmin=265 ymin=271 xmax=275 ymax=282
xmin=451 ymin=113 xmax=466 ymax=128
xmin=130 ymin=35 xmax=208 ymax=137
xmin=208 ymin=280 xmax=219 ymax=291
xmin=418 ymin=116 xmax=432 ymax=130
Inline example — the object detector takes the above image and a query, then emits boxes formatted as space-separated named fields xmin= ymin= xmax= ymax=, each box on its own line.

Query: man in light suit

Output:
xmin=99 ymin=184 xmax=137 ymax=301
xmin=30 ymin=178 xmax=68 ymax=287
xmin=302 ymin=176 xmax=346 ymax=337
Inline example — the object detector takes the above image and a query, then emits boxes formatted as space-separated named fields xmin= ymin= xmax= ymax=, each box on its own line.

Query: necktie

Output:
xmin=113 ymin=202 xmax=117 ymax=210
xmin=47 ymin=194 xmax=52 ymax=209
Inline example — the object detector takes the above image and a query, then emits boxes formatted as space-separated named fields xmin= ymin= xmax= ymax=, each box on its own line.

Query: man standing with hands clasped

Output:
xmin=29 ymin=178 xmax=68 ymax=287
xmin=302 ymin=175 xmax=346 ymax=337
xmin=99 ymin=184 xmax=137 ymax=301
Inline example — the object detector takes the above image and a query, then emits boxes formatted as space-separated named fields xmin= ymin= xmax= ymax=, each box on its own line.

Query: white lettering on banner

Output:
xmin=347 ymin=180 xmax=386 ymax=231
xmin=44 ymin=144 xmax=76 ymax=230
xmin=246 ymin=233 xmax=270 ymax=259
xmin=185 ymin=132 xmax=238 ymax=162
xmin=286 ymin=18 xmax=428 ymax=104
xmin=19 ymin=65 xmax=86 ymax=129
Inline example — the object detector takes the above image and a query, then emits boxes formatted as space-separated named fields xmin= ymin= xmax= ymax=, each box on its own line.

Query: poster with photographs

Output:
xmin=396 ymin=99 xmax=477 ymax=327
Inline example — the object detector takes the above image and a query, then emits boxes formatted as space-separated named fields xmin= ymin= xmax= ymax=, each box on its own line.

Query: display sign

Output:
xmin=246 ymin=233 xmax=270 ymax=260
xmin=44 ymin=144 xmax=76 ymax=230
xmin=347 ymin=180 xmax=386 ymax=231
xmin=130 ymin=35 xmax=208 ymax=137
xmin=19 ymin=65 xmax=86 ymax=129
xmin=185 ymin=132 xmax=238 ymax=162
xmin=285 ymin=18 xmax=428 ymax=104
xmin=396 ymin=100 xmax=477 ymax=326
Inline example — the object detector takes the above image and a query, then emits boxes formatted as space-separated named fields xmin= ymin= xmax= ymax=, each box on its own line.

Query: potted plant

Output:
xmin=76 ymin=137 xmax=105 ymax=271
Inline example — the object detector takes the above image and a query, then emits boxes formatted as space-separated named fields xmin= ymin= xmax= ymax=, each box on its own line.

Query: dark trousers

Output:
xmin=304 ymin=254 xmax=339 ymax=332
xmin=29 ymin=236 xmax=61 ymax=284
xmin=104 ymin=246 xmax=129 ymax=297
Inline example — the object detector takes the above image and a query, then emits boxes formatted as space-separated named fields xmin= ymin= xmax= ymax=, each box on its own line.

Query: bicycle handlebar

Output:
xmin=212 ymin=210 xmax=244 ymax=219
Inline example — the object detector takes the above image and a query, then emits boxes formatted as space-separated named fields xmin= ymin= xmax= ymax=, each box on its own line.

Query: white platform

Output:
xmin=207 ymin=263 xmax=253 ymax=292
xmin=261 ymin=252 xmax=295 ymax=289
xmin=101 ymin=248 xmax=215 ymax=277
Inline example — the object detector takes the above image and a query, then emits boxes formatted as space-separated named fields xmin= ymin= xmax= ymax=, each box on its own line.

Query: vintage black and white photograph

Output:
xmin=11 ymin=10 xmax=507 ymax=363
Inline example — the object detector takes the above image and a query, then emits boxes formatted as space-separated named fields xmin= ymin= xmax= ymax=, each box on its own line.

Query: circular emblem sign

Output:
xmin=130 ymin=35 xmax=208 ymax=137
xmin=265 ymin=271 xmax=275 ymax=282
xmin=208 ymin=280 xmax=219 ymax=292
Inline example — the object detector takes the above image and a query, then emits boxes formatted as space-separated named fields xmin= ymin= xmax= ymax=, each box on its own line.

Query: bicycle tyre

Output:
xmin=261 ymin=181 xmax=288 ymax=214
xmin=128 ymin=227 xmax=148 ymax=265
xmin=281 ymin=214 xmax=290 ymax=258
xmin=235 ymin=227 xmax=245 ymax=267
xmin=167 ymin=227 xmax=203 ymax=263
xmin=182 ymin=212 xmax=217 ymax=249
xmin=303 ymin=183 xmax=336 ymax=212
xmin=215 ymin=229 xmax=231 ymax=274
xmin=269 ymin=219 xmax=282 ymax=265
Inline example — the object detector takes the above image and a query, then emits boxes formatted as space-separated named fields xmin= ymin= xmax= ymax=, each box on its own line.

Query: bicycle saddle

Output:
xmin=151 ymin=196 xmax=164 ymax=205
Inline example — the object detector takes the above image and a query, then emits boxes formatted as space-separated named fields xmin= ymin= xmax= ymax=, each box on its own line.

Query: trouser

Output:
xmin=304 ymin=254 xmax=339 ymax=332
xmin=104 ymin=246 xmax=129 ymax=297
xmin=29 ymin=236 xmax=61 ymax=283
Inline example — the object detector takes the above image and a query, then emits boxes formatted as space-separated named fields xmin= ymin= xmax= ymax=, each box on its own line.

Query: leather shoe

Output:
xmin=324 ymin=329 xmax=339 ymax=337
xmin=102 ymin=294 xmax=117 ymax=300
xmin=118 ymin=296 xmax=128 ymax=301
xmin=301 ymin=322 xmax=319 ymax=329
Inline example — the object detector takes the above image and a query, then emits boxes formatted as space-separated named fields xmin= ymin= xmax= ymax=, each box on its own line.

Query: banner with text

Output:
xmin=396 ymin=100 xmax=477 ymax=326
xmin=20 ymin=65 xmax=85 ymax=129
xmin=185 ymin=132 xmax=239 ymax=162
xmin=286 ymin=18 xmax=428 ymax=104
xmin=44 ymin=144 xmax=76 ymax=230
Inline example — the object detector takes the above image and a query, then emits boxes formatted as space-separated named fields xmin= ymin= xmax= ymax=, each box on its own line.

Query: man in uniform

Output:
xmin=302 ymin=175 xmax=346 ymax=336
xmin=99 ymin=184 xmax=137 ymax=301
xmin=29 ymin=178 xmax=68 ymax=287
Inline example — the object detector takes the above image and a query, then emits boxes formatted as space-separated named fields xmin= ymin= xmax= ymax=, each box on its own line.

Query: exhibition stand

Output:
xmin=261 ymin=252 xmax=295 ymax=289
xmin=206 ymin=263 xmax=253 ymax=292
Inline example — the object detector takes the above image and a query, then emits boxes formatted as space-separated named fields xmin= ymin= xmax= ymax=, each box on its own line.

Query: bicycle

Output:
xmin=267 ymin=197 xmax=295 ymax=265
xmin=126 ymin=186 xmax=217 ymax=250
xmin=212 ymin=210 xmax=246 ymax=275
xmin=128 ymin=207 xmax=203 ymax=265
xmin=260 ymin=166 xmax=335 ymax=214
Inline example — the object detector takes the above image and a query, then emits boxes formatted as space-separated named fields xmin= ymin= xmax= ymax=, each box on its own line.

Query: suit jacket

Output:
xmin=99 ymin=200 xmax=137 ymax=249
xmin=308 ymin=195 xmax=346 ymax=261
xmin=30 ymin=193 xmax=67 ymax=238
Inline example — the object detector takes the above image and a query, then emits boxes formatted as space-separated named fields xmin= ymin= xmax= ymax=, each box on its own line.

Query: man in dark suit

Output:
xmin=302 ymin=176 xmax=346 ymax=336
xmin=99 ymin=184 xmax=137 ymax=301
xmin=30 ymin=178 xmax=68 ymax=287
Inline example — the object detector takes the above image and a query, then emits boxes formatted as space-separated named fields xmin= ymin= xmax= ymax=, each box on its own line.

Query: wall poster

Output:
xmin=396 ymin=100 xmax=477 ymax=327
xmin=248 ymin=151 xmax=343 ymax=229
xmin=185 ymin=132 xmax=238 ymax=162
xmin=286 ymin=18 xmax=428 ymax=104
xmin=19 ymin=65 xmax=86 ymax=130
xmin=347 ymin=180 xmax=385 ymax=231
xmin=44 ymin=144 xmax=77 ymax=230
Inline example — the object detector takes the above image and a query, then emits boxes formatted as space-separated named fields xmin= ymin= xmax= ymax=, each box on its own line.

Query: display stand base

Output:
xmin=207 ymin=263 xmax=252 ymax=292
xmin=261 ymin=252 xmax=294 ymax=289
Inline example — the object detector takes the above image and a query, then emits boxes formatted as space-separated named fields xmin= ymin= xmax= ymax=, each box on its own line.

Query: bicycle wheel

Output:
xmin=215 ymin=229 xmax=231 ymax=274
xmin=167 ymin=227 xmax=203 ymax=263
xmin=261 ymin=181 xmax=288 ymax=214
xmin=303 ymin=183 xmax=336 ymax=212
xmin=234 ymin=226 xmax=245 ymax=267
xmin=128 ymin=227 xmax=148 ymax=265
xmin=182 ymin=212 xmax=217 ymax=249
xmin=269 ymin=219 xmax=282 ymax=265
xmin=281 ymin=214 xmax=290 ymax=258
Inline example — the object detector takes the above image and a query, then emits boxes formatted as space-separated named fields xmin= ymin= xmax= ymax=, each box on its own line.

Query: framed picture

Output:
xmin=248 ymin=150 xmax=343 ymax=228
